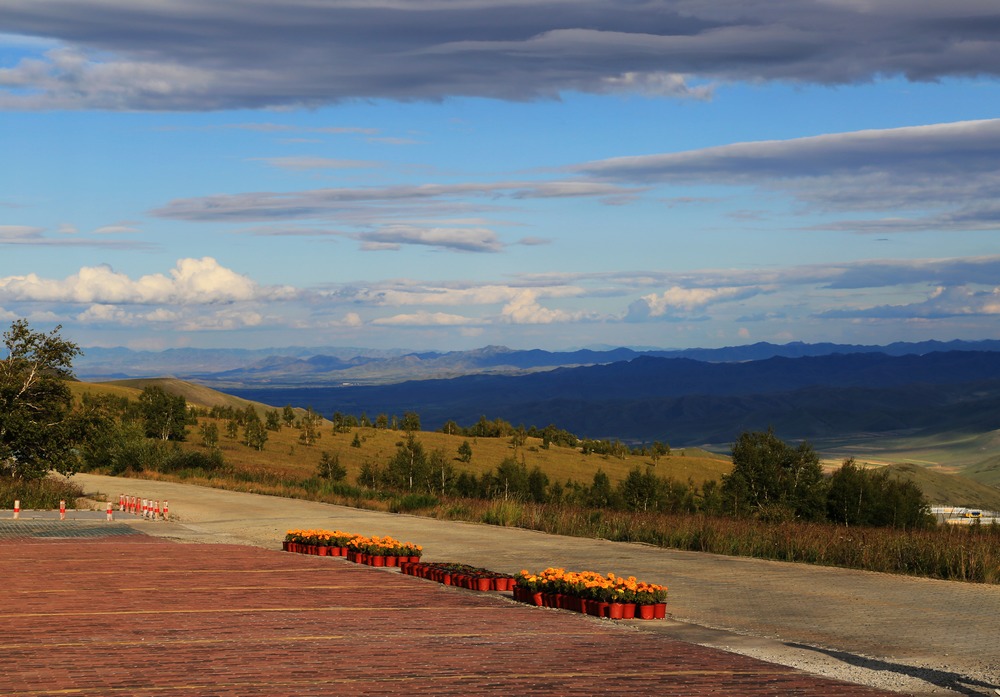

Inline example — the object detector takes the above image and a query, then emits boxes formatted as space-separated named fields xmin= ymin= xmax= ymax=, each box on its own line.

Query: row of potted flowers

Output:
xmin=284 ymin=529 xmax=423 ymax=567
xmin=400 ymin=562 xmax=516 ymax=592
xmin=284 ymin=529 xmax=669 ymax=621
xmin=514 ymin=567 xmax=668 ymax=620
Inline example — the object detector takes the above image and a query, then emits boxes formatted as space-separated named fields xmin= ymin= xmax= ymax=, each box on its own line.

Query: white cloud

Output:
xmin=0 ymin=257 xmax=294 ymax=305
xmin=640 ymin=286 xmax=759 ymax=315
xmin=358 ymin=226 xmax=503 ymax=253
xmin=372 ymin=311 xmax=477 ymax=326
xmin=500 ymin=289 xmax=591 ymax=324
xmin=0 ymin=225 xmax=44 ymax=241
xmin=93 ymin=224 xmax=141 ymax=234
xmin=178 ymin=309 xmax=265 ymax=331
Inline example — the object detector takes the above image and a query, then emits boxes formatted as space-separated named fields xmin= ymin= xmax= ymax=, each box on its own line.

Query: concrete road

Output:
xmin=54 ymin=473 xmax=1000 ymax=696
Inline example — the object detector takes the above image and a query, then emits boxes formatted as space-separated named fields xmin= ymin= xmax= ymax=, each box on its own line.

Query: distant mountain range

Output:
xmin=76 ymin=339 xmax=1000 ymax=384
xmin=222 ymin=350 xmax=1000 ymax=448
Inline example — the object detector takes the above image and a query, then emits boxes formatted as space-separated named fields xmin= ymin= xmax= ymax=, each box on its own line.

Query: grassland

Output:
xmin=73 ymin=378 xmax=1000 ymax=584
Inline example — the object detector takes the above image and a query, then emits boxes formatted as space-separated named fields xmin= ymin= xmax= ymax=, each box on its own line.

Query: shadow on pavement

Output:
xmin=787 ymin=643 xmax=1000 ymax=696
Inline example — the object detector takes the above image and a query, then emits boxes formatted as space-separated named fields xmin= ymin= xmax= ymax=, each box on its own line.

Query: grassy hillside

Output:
xmin=884 ymin=463 xmax=1000 ymax=510
xmin=77 ymin=377 xmax=1000 ymax=506
xmin=813 ymin=428 xmax=1000 ymax=491
xmin=101 ymin=377 xmax=265 ymax=411
xmin=182 ymin=416 xmax=731 ymax=487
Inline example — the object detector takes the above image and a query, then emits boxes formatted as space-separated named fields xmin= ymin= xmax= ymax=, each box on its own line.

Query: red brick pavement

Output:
xmin=0 ymin=538 xmax=899 ymax=696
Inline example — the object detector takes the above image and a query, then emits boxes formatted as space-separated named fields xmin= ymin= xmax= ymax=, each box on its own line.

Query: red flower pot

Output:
xmin=370 ymin=555 xmax=385 ymax=567
xmin=531 ymin=592 xmax=544 ymax=606
xmin=608 ymin=603 xmax=625 ymax=620
xmin=654 ymin=603 xmax=667 ymax=619
xmin=638 ymin=604 xmax=656 ymax=620
xmin=476 ymin=577 xmax=492 ymax=592
xmin=622 ymin=603 xmax=636 ymax=619
xmin=385 ymin=555 xmax=398 ymax=567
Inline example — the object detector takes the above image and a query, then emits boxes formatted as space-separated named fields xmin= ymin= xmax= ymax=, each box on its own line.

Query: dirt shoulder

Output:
xmin=70 ymin=473 xmax=1000 ymax=696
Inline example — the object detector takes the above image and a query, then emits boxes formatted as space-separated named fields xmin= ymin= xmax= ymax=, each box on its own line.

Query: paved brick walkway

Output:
xmin=0 ymin=537 xmax=898 ymax=697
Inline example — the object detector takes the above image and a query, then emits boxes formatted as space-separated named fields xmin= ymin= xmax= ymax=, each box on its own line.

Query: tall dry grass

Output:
xmin=0 ymin=476 xmax=84 ymax=510
xmin=122 ymin=466 xmax=1000 ymax=584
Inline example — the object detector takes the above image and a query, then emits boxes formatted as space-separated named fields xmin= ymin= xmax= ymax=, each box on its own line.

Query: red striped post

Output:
xmin=119 ymin=494 xmax=125 ymax=511
xmin=106 ymin=502 xmax=113 ymax=522
xmin=163 ymin=501 xmax=169 ymax=520
xmin=13 ymin=500 xmax=19 ymax=520
xmin=59 ymin=500 xmax=66 ymax=520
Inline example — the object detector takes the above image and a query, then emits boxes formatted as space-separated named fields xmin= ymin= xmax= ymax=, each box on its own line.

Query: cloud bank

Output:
xmin=3 ymin=1 xmax=1000 ymax=110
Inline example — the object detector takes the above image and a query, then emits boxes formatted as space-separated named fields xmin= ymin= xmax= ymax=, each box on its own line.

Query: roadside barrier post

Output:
xmin=163 ymin=501 xmax=169 ymax=520
xmin=13 ymin=500 xmax=19 ymax=520
xmin=59 ymin=500 xmax=66 ymax=520
xmin=106 ymin=502 xmax=113 ymax=522
xmin=119 ymin=494 xmax=125 ymax=511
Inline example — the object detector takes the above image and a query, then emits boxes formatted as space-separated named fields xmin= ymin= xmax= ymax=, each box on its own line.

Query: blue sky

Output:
xmin=2 ymin=1 xmax=999 ymax=352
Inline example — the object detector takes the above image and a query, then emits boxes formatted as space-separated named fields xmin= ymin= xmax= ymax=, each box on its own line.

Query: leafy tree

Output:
xmin=317 ymin=451 xmax=347 ymax=481
xmin=357 ymin=460 xmax=382 ymax=488
xmin=282 ymin=405 xmax=296 ymax=427
xmin=457 ymin=440 xmax=473 ymax=463
xmin=490 ymin=457 xmax=529 ymax=500
xmin=225 ymin=418 xmax=239 ymax=440
xmin=721 ymin=429 xmax=826 ymax=521
xmin=199 ymin=422 xmax=220 ymax=449
xmin=138 ymin=386 xmax=189 ymax=441
xmin=454 ymin=471 xmax=481 ymax=498
xmin=527 ymin=465 xmax=549 ymax=503
xmin=375 ymin=413 xmax=388 ymax=429
xmin=619 ymin=466 xmax=660 ymax=512
xmin=826 ymin=458 xmax=932 ymax=529
xmin=243 ymin=410 xmax=268 ymax=451
xmin=587 ymin=468 xmax=615 ymax=508
xmin=650 ymin=441 xmax=670 ymax=464
xmin=385 ymin=432 xmax=428 ymax=491
xmin=400 ymin=411 xmax=421 ymax=432
xmin=428 ymin=448 xmax=456 ymax=495
xmin=265 ymin=410 xmax=282 ymax=432
xmin=0 ymin=320 xmax=81 ymax=479
xmin=441 ymin=420 xmax=460 ymax=436
xmin=298 ymin=407 xmax=322 ymax=446
xmin=510 ymin=425 xmax=528 ymax=451
xmin=351 ymin=432 xmax=362 ymax=448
